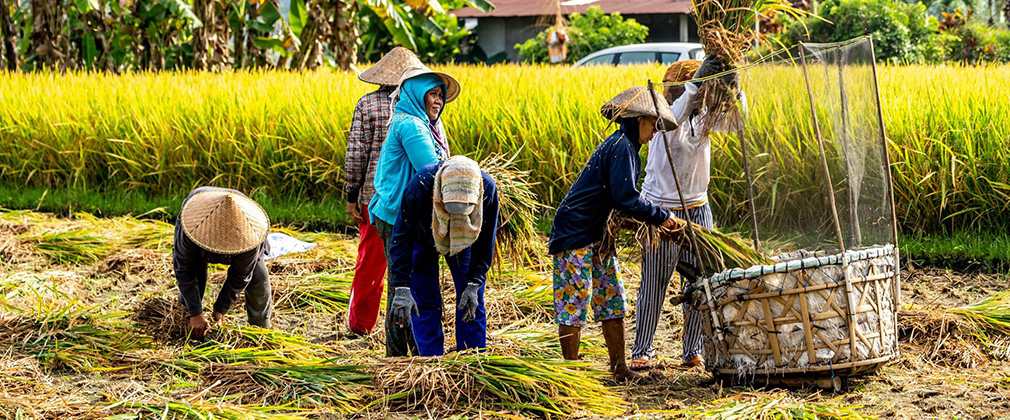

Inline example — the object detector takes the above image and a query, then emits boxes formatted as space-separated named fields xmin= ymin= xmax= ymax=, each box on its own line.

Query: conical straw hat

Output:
xmin=180 ymin=190 xmax=270 ymax=255
xmin=396 ymin=64 xmax=461 ymax=103
xmin=601 ymin=86 xmax=679 ymax=130
xmin=358 ymin=47 xmax=424 ymax=86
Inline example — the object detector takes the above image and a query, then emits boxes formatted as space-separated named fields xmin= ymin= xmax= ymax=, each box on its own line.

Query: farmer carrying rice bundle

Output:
xmin=630 ymin=55 xmax=745 ymax=370
xmin=386 ymin=156 xmax=499 ymax=356
xmin=344 ymin=47 xmax=424 ymax=336
xmin=172 ymin=187 xmax=272 ymax=340
xmin=370 ymin=63 xmax=461 ymax=356
xmin=549 ymin=87 xmax=681 ymax=382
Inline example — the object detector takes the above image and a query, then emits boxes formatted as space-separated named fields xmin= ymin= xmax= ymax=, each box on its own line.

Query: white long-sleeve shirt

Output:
xmin=641 ymin=82 xmax=746 ymax=209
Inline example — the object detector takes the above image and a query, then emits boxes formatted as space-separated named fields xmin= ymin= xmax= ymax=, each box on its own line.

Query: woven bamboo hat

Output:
xmin=663 ymin=59 xmax=702 ymax=84
xmin=396 ymin=64 xmax=461 ymax=103
xmin=180 ymin=190 xmax=270 ymax=255
xmin=601 ymin=87 xmax=679 ymax=130
xmin=358 ymin=47 xmax=423 ymax=86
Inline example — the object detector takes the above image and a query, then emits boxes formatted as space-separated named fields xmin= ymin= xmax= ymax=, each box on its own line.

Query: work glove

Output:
xmin=390 ymin=287 xmax=418 ymax=326
xmin=693 ymin=53 xmax=726 ymax=80
xmin=457 ymin=282 xmax=481 ymax=323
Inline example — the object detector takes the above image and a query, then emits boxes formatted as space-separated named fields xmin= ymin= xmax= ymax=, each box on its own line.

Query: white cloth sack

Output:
xmin=264 ymin=232 xmax=317 ymax=260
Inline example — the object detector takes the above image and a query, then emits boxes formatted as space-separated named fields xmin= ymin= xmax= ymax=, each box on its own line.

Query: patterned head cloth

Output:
xmin=432 ymin=156 xmax=483 ymax=256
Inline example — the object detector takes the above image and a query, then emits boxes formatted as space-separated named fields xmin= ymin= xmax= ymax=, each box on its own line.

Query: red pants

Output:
xmin=347 ymin=203 xmax=387 ymax=333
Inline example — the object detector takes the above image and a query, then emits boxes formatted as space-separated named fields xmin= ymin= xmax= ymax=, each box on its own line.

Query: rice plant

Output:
xmin=107 ymin=397 xmax=312 ymax=420
xmin=274 ymin=271 xmax=353 ymax=314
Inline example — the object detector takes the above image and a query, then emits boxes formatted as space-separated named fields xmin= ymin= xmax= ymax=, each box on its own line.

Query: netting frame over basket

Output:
xmin=693 ymin=245 xmax=900 ymax=378
xmin=685 ymin=36 xmax=902 ymax=383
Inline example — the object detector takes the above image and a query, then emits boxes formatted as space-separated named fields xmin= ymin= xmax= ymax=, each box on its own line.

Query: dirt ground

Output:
xmin=2 ymin=212 xmax=1010 ymax=419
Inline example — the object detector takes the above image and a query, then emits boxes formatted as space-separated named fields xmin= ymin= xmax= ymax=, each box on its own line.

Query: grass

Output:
xmin=900 ymin=230 xmax=1010 ymax=271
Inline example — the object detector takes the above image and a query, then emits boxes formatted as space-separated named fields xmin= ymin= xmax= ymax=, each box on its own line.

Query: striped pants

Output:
xmin=632 ymin=203 xmax=714 ymax=360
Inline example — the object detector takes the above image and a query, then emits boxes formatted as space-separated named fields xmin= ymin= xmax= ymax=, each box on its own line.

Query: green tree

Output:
xmin=784 ymin=0 xmax=941 ymax=63
xmin=514 ymin=6 xmax=649 ymax=64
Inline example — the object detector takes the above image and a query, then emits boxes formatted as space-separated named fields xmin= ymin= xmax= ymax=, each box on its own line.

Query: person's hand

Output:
xmin=347 ymin=202 xmax=362 ymax=224
xmin=390 ymin=287 xmax=419 ymax=326
xmin=457 ymin=282 xmax=481 ymax=323
xmin=212 ymin=311 xmax=224 ymax=324
xmin=694 ymin=53 xmax=726 ymax=79
xmin=661 ymin=215 xmax=682 ymax=230
xmin=188 ymin=313 xmax=211 ymax=340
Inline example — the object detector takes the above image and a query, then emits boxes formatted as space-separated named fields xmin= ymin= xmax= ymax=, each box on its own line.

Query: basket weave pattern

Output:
xmin=695 ymin=246 xmax=899 ymax=377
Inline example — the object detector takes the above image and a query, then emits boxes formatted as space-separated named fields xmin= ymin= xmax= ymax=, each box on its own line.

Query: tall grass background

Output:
xmin=0 ymin=64 xmax=1008 ymax=237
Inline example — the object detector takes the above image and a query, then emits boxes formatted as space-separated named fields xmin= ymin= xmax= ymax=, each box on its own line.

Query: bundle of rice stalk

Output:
xmin=681 ymin=391 xmax=873 ymax=419
xmin=691 ymin=0 xmax=806 ymax=132
xmin=371 ymin=353 xmax=625 ymax=418
xmin=204 ymin=361 xmax=371 ymax=410
xmin=273 ymin=271 xmax=352 ymax=314
xmin=19 ymin=228 xmax=115 ymax=265
xmin=608 ymin=212 xmax=771 ymax=274
xmin=0 ymin=298 xmax=153 ymax=371
xmin=480 ymin=152 xmax=547 ymax=268
xmin=946 ymin=292 xmax=1010 ymax=358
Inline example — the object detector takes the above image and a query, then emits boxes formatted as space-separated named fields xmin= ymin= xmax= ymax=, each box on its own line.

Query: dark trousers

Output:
xmin=375 ymin=219 xmax=418 ymax=357
xmin=179 ymin=258 xmax=272 ymax=327
xmin=409 ymin=243 xmax=486 ymax=357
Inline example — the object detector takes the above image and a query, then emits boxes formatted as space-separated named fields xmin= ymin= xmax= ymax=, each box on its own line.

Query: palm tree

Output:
xmin=0 ymin=0 xmax=18 ymax=70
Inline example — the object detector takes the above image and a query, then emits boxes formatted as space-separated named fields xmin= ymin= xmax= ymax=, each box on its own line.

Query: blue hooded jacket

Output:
xmin=370 ymin=73 xmax=449 ymax=225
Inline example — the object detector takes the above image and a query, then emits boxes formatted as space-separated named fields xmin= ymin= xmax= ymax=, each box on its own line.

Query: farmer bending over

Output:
xmin=173 ymin=187 xmax=272 ymax=340
xmin=387 ymin=156 xmax=499 ymax=356
xmin=371 ymin=64 xmax=461 ymax=356
xmin=549 ymin=87 xmax=680 ymax=382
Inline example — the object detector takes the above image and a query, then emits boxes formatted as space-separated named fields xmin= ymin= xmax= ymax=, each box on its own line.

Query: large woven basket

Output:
xmin=692 ymin=245 xmax=900 ymax=379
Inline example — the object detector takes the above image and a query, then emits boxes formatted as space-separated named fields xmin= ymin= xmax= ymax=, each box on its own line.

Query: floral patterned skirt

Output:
xmin=552 ymin=243 xmax=627 ymax=327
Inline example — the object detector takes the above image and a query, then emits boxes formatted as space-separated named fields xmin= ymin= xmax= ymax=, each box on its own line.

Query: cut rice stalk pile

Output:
xmin=898 ymin=308 xmax=988 ymax=369
xmin=19 ymin=228 xmax=114 ymax=265
xmin=945 ymin=292 xmax=1010 ymax=360
xmin=107 ymin=397 xmax=313 ymax=420
xmin=273 ymin=271 xmax=353 ymax=314
xmin=372 ymin=353 xmax=626 ymax=418
xmin=204 ymin=361 xmax=371 ymax=410
xmin=681 ymin=391 xmax=874 ymax=419
xmin=0 ymin=296 xmax=153 ymax=371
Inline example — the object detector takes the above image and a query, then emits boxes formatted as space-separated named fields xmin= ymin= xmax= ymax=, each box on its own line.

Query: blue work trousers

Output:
xmin=409 ymin=243 xmax=487 ymax=356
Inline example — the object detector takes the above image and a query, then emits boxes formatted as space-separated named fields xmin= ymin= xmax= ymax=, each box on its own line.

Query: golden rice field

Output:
xmin=2 ymin=209 xmax=1010 ymax=419
xmin=0 ymin=64 xmax=1008 ymax=235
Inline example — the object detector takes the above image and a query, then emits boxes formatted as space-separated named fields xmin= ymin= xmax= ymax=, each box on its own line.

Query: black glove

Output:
xmin=390 ymin=287 xmax=418 ymax=326
xmin=457 ymin=282 xmax=481 ymax=323
xmin=693 ymin=53 xmax=726 ymax=79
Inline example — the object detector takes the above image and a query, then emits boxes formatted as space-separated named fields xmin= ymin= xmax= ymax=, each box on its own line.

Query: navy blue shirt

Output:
xmin=548 ymin=120 xmax=671 ymax=255
xmin=389 ymin=162 xmax=500 ymax=288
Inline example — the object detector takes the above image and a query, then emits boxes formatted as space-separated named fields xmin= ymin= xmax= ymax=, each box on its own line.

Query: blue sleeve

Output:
xmin=608 ymin=148 xmax=670 ymax=225
xmin=389 ymin=167 xmax=435 ymax=288
xmin=400 ymin=119 xmax=439 ymax=171
xmin=466 ymin=173 xmax=499 ymax=285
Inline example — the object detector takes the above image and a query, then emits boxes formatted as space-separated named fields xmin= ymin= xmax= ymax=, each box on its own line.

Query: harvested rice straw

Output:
xmin=272 ymin=271 xmax=353 ymax=314
xmin=371 ymin=353 xmax=625 ymax=417
xmin=680 ymin=391 xmax=874 ymax=419
xmin=203 ymin=361 xmax=370 ymax=410
xmin=480 ymin=152 xmax=547 ymax=268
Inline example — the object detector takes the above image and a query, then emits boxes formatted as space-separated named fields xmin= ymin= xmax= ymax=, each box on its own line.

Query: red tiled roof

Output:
xmin=454 ymin=0 xmax=692 ymax=18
